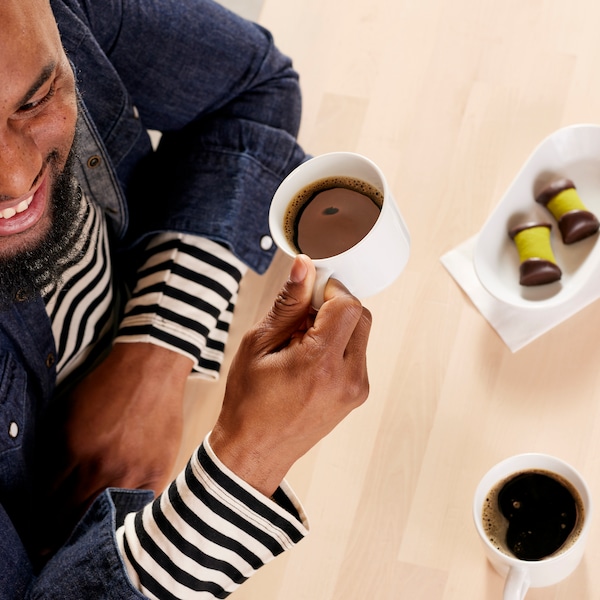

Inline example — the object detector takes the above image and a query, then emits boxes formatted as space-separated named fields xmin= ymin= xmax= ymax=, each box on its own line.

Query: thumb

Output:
xmin=256 ymin=254 xmax=316 ymax=351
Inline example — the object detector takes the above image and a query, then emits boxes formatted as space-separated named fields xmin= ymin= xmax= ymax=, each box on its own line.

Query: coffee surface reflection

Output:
xmin=284 ymin=176 xmax=382 ymax=259
xmin=483 ymin=469 xmax=584 ymax=561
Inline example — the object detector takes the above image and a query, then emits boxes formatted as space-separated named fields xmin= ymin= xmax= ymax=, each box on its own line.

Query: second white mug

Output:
xmin=473 ymin=453 xmax=592 ymax=600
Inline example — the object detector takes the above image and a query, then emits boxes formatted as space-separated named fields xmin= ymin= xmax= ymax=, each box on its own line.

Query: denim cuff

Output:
xmin=126 ymin=116 xmax=306 ymax=274
xmin=34 ymin=489 xmax=154 ymax=599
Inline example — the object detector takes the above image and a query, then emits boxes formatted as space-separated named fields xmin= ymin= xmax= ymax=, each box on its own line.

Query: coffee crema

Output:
xmin=482 ymin=469 xmax=585 ymax=561
xmin=283 ymin=176 xmax=383 ymax=259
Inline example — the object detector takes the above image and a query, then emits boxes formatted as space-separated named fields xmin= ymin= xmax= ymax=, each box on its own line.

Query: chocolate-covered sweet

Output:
xmin=535 ymin=178 xmax=576 ymax=207
xmin=508 ymin=222 xmax=562 ymax=286
xmin=535 ymin=178 xmax=599 ymax=244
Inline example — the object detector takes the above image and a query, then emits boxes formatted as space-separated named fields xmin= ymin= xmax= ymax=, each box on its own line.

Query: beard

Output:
xmin=0 ymin=148 xmax=83 ymax=308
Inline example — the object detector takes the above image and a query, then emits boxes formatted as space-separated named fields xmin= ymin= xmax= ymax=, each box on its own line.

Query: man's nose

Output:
xmin=0 ymin=126 xmax=43 ymax=200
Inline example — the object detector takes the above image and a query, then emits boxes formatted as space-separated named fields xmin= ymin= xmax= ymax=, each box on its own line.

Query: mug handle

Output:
xmin=311 ymin=267 xmax=334 ymax=310
xmin=504 ymin=566 xmax=529 ymax=600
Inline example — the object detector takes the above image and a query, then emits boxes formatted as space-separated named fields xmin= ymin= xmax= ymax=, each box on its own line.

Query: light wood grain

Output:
xmin=174 ymin=0 xmax=600 ymax=597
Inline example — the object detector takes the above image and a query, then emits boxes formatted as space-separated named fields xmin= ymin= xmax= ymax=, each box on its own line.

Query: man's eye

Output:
xmin=18 ymin=83 xmax=56 ymax=114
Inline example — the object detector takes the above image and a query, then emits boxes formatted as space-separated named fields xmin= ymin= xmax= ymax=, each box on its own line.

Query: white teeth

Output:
xmin=0 ymin=195 xmax=33 ymax=219
xmin=15 ymin=199 xmax=30 ymax=213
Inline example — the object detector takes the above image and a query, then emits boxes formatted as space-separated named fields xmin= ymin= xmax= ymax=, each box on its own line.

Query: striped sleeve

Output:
xmin=116 ymin=436 xmax=309 ymax=599
xmin=114 ymin=234 xmax=247 ymax=380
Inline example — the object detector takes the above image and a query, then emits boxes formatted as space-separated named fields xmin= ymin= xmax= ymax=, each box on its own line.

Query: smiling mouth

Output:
xmin=0 ymin=173 xmax=49 ymax=237
xmin=0 ymin=194 xmax=34 ymax=220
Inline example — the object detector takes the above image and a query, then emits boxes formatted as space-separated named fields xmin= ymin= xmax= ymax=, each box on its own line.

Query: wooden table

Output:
xmin=174 ymin=0 xmax=600 ymax=597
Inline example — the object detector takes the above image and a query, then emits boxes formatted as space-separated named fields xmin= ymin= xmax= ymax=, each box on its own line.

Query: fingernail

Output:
xmin=290 ymin=255 xmax=308 ymax=283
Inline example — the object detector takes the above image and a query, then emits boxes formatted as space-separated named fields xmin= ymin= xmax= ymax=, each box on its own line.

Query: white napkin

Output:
xmin=440 ymin=235 xmax=600 ymax=352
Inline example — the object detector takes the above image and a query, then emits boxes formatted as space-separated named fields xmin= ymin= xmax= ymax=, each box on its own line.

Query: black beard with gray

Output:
xmin=0 ymin=149 xmax=83 ymax=308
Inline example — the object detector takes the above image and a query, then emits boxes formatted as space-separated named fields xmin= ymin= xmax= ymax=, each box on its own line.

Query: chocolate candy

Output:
xmin=535 ymin=178 xmax=599 ymax=244
xmin=509 ymin=222 xmax=562 ymax=286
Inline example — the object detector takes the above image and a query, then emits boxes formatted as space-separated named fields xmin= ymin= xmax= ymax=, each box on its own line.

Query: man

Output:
xmin=0 ymin=0 xmax=371 ymax=598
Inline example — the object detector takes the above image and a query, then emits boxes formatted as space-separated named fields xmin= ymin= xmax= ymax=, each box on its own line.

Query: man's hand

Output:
xmin=209 ymin=254 xmax=372 ymax=497
xmin=37 ymin=342 xmax=192 ymax=557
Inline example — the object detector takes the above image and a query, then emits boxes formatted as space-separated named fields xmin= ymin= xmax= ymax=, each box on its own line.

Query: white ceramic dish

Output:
xmin=474 ymin=124 xmax=600 ymax=308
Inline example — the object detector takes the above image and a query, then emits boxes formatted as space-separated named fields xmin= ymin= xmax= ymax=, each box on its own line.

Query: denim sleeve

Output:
xmin=28 ymin=489 xmax=154 ymax=599
xmin=76 ymin=0 xmax=307 ymax=273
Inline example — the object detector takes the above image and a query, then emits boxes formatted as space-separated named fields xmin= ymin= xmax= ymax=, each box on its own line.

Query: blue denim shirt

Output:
xmin=55 ymin=0 xmax=305 ymax=268
xmin=0 ymin=0 xmax=306 ymax=596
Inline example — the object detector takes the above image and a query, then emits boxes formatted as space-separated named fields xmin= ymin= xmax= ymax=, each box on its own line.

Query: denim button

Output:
xmin=8 ymin=422 xmax=18 ymax=439
xmin=15 ymin=290 xmax=28 ymax=302
xmin=87 ymin=155 xmax=102 ymax=168
xmin=260 ymin=235 xmax=273 ymax=251
xmin=45 ymin=353 xmax=55 ymax=369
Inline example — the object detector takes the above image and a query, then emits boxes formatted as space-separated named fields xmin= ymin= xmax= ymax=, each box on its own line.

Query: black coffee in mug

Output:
xmin=482 ymin=469 xmax=585 ymax=561
xmin=283 ymin=176 xmax=383 ymax=259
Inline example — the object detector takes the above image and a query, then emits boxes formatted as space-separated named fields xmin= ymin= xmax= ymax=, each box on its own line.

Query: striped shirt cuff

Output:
xmin=114 ymin=234 xmax=247 ymax=381
xmin=116 ymin=435 xmax=309 ymax=599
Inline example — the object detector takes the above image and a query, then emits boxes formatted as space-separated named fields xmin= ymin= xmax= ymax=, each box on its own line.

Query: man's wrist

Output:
xmin=208 ymin=424 xmax=292 ymax=498
xmin=112 ymin=340 xmax=193 ymax=372
xmin=109 ymin=340 xmax=194 ymax=404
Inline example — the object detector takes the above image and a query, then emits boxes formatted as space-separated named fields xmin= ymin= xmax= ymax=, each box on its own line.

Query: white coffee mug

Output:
xmin=268 ymin=152 xmax=410 ymax=307
xmin=473 ymin=453 xmax=592 ymax=599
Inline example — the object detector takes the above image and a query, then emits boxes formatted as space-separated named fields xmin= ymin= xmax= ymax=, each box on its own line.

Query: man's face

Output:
xmin=0 ymin=0 xmax=79 ymax=302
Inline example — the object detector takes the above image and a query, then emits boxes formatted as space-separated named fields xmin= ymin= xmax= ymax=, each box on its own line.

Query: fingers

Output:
xmin=253 ymin=254 xmax=316 ymax=352
xmin=312 ymin=277 xmax=371 ymax=356
xmin=344 ymin=301 xmax=372 ymax=361
xmin=248 ymin=259 xmax=372 ymax=378
xmin=276 ymin=276 xmax=371 ymax=413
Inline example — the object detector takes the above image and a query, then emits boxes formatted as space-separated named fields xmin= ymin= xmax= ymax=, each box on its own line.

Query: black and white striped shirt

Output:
xmin=43 ymin=192 xmax=116 ymax=386
xmin=115 ymin=233 xmax=245 ymax=381
xmin=45 ymin=193 xmax=308 ymax=598
xmin=45 ymin=196 xmax=247 ymax=386
xmin=118 ymin=440 xmax=307 ymax=599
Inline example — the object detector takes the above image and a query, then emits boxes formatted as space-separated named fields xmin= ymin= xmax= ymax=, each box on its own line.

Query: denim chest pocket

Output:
xmin=0 ymin=353 xmax=27 ymax=456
